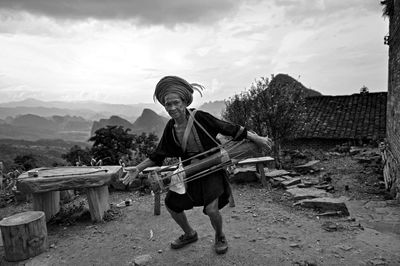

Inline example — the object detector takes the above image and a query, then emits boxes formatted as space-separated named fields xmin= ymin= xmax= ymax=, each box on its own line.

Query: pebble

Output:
xmin=366 ymin=258 xmax=388 ymax=266
xmin=133 ymin=254 xmax=152 ymax=266
xmin=338 ymin=244 xmax=353 ymax=251
xmin=233 ymin=235 xmax=241 ymax=239
xmin=157 ymin=249 xmax=163 ymax=253
xmin=289 ymin=243 xmax=300 ymax=248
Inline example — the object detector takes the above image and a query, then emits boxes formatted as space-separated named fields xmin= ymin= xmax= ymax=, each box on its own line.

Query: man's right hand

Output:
xmin=122 ymin=167 xmax=140 ymax=186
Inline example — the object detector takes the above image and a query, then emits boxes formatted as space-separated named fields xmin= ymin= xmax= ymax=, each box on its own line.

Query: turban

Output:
xmin=154 ymin=76 xmax=204 ymax=106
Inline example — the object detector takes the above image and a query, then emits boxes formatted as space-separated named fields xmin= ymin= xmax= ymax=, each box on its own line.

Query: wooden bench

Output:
xmin=17 ymin=166 xmax=124 ymax=222
xmin=237 ymin=156 xmax=275 ymax=188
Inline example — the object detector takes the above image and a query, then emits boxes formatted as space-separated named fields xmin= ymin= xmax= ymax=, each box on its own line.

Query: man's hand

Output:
xmin=122 ymin=167 xmax=140 ymax=186
xmin=247 ymin=131 xmax=273 ymax=150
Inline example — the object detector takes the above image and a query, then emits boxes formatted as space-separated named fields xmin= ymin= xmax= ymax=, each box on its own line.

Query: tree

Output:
xmin=89 ymin=126 xmax=136 ymax=165
xmin=130 ymin=132 xmax=159 ymax=165
xmin=62 ymin=145 xmax=92 ymax=166
xmin=14 ymin=154 xmax=38 ymax=171
xmin=223 ymin=75 xmax=308 ymax=167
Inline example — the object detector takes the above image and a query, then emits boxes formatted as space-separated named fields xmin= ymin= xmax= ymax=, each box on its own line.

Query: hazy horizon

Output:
xmin=0 ymin=0 xmax=389 ymax=106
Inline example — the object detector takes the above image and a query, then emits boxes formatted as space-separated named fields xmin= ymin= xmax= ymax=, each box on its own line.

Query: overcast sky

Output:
xmin=0 ymin=0 xmax=389 ymax=106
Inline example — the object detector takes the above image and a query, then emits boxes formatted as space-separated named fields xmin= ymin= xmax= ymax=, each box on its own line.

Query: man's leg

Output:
xmin=166 ymin=206 xmax=196 ymax=236
xmin=205 ymin=198 xmax=228 ymax=254
xmin=205 ymin=198 xmax=223 ymax=237
xmin=166 ymin=206 xmax=198 ymax=249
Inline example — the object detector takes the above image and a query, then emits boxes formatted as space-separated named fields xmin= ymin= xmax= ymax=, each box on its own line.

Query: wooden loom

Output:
xmin=134 ymin=140 xmax=264 ymax=215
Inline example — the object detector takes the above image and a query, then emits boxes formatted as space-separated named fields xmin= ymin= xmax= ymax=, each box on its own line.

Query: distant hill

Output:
xmin=91 ymin=115 xmax=135 ymax=136
xmin=0 ymin=114 xmax=92 ymax=142
xmin=132 ymin=109 xmax=169 ymax=136
xmin=90 ymin=109 xmax=168 ymax=137
xmin=198 ymin=101 xmax=226 ymax=118
xmin=269 ymin=74 xmax=322 ymax=98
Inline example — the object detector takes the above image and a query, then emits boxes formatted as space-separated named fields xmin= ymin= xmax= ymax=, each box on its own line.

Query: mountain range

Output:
xmin=0 ymin=73 xmax=321 ymax=142
xmin=0 ymin=98 xmax=165 ymax=121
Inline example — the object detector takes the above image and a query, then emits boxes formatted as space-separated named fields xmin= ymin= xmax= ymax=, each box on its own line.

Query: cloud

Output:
xmin=274 ymin=0 xmax=382 ymax=25
xmin=0 ymin=0 xmax=242 ymax=26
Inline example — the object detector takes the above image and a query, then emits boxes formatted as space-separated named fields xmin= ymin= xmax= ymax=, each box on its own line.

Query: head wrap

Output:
xmin=154 ymin=76 xmax=204 ymax=106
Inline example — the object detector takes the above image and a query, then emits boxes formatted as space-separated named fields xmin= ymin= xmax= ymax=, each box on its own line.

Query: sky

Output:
xmin=0 ymin=0 xmax=389 ymax=107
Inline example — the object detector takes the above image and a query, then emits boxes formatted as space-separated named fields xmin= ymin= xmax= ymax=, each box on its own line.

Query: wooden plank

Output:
xmin=32 ymin=191 xmax=60 ymax=222
xmin=238 ymin=156 xmax=274 ymax=165
xmin=17 ymin=166 xmax=123 ymax=194
xmin=86 ymin=185 xmax=110 ymax=222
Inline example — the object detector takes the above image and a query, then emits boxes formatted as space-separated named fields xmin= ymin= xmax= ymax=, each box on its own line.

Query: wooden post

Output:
xmin=0 ymin=161 xmax=3 ymax=190
xmin=256 ymin=163 xmax=271 ymax=189
xmin=86 ymin=185 xmax=110 ymax=222
xmin=154 ymin=191 xmax=161 ymax=215
xmin=32 ymin=191 xmax=60 ymax=222
xmin=229 ymin=193 xmax=235 ymax=207
xmin=0 ymin=211 xmax=48 ymax=262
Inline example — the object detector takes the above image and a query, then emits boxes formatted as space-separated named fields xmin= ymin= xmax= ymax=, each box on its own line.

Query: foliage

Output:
xmin=381 ymin=0 xmax=394 ymax=17
xmin=13 ymin=153 xmax=38 ymax=171
xmin=89 ymin=125 xmax=136 ymax=165
xmin=62 ymin=145 xmax=92 ymax=166
xmin=223 ymin=75 xmax=308 ymax=167
xmin=130 ymin=132 xmax=159 ymax=165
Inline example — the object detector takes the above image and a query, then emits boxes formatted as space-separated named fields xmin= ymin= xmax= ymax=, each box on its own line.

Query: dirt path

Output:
xmin=1 ymin=152 xmax=400 ymax=266
xmin=1 ymin=185 xmax=399 ymax=266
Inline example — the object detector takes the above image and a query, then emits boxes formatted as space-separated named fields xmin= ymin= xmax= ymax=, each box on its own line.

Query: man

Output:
xmin=123 ymin=76 xmax=271 ymax=254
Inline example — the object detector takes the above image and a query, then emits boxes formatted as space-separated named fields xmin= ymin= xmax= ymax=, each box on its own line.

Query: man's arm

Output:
xmin=122 ymin=158 xmax=157 ymax=185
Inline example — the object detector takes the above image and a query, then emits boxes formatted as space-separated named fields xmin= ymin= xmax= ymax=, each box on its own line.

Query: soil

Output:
xmin=0 ymin=149 xmax=400 ymax=266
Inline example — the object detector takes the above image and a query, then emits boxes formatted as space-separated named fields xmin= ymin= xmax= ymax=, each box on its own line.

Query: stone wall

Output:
xmin=386 ymin=0 xmax=400 ymax=198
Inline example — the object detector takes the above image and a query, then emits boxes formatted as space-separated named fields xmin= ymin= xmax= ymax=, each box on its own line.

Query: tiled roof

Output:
xmin=296 ymin=92 xmax=387 ymax=140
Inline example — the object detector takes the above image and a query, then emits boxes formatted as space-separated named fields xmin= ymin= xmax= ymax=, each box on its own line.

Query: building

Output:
xmin=383 ymin=0 xmax=400 ymax=198
xmin=290 ymin=92 xmax=387 ymax=150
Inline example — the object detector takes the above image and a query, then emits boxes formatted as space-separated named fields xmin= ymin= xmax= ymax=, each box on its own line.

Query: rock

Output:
xmin=288 ymin=187 xmax=329 ymax=200
xmin=290 ymin=243 xmax=300 ymax=248
xmin=337 ymin=244 xmax=353 ymax=251
xmin=272 ymin=177 xmax=287 ymax=183
xmin=349 ymin=147 xmax=362 ymax=155
xmin=282 ymin=177 xmax=302 ymax=188
xmin=322 ymin=221 xmax=339 ymax=232
xmin=293 ymin=260 xmax=317 ymax=266
xmin=296 ymin=197 xmax=349 ymax=215
xmin=366 ymin=258 xmax=388 ymax=266
xmin=265 ymin=169 xmax=290 ymax=178
xmin=294 ymin=160 xmax=320 ymax=173
xmin=134 ymin=254 xmax=152 ymax=266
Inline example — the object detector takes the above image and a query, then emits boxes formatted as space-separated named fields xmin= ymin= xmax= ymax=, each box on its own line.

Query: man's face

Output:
xmin=164 ymin=93 xmax=187 ymax=120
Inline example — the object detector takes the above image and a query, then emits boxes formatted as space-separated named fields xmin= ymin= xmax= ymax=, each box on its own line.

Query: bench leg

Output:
xmin=86 ymin=185 xmax=110 ymax=222
xmin=32 ymin=191 xmax=60 ymax=222
xmin=229 ymin=192 xmax=236 ymax=207
xmin=154 ymin=191 xmax=161 ymax=216
xmin=256 ymin=163 xmax=271 ymax=189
